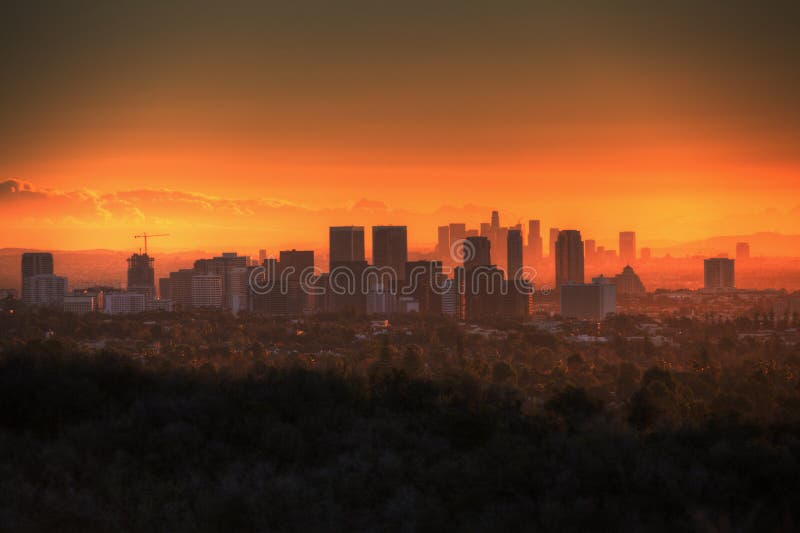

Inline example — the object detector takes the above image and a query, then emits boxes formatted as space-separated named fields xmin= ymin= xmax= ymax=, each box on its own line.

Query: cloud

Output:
xmin=0 ymin=179 xmax=45 ymax=199
xmin=352 ymin=198 xmax=387 ymax=210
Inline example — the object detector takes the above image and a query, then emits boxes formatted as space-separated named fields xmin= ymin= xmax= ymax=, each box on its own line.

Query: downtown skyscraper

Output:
xmin=555 ymin=230 xmax=585 ymax=289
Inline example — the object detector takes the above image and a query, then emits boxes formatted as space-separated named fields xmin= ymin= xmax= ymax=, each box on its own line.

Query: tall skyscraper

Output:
xmin=436 ymin=226 xmax=450 ymax=259
xmin=480 ymin=223 xmax=491 ymax=237
xmin=736 ymin=242 xmax=750 ymax=261
xmin=704 ymin=258 xmax=735 ymax=289
xmin=491 ymin=210 xmax=500 ymax=230
xmin=449 ymin=223 xmax=466 ymax=243
xmin=619 ymin=231 xmax=636 ymax=264
xmin=449 ymin=223 xmax=467 ymax=261
xmin=127 ymin=253 xmax=155 ymax=299
xmin=191 ymin=274 xmax=224 ymax=308
xmin=21 ymin=252 xmax=54 ymax=301
xmin=279 ymin=250 xmax=315 ymax=315
xmin=555 ymin=230 xmax=585 ymax=289
xmin=549 ymin=227 xmax=560 ymax=258
xmin=527 ymin=220 xmax=542 ymax=261
xmin=404 ymin=260 xmax=443 ymax=314
xmin=372 ymin=226 xmax=408 ymax=280
xmin=194 ymin=252 xmax=248 ymax=310
xmin=464 ymin=236 xmax=491 ymax=271
xmin=258 ymin=249 xmax=267 ymax=266
xmin=329 ymin=226 xmax=365 ymax=269
xmin=495 ymin=227 xmax=509 ymax=269
xmin=23 ymin=274 xmax=67 ymax=307
xmin=584 ymin=239 xmax=596 ymax=264
xmin=507 ymin=229 xmax=523 ymax=280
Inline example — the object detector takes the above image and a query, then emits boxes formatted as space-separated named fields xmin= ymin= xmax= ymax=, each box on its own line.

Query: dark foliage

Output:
xmin=1 ymin=343 xmax=800 ymax=532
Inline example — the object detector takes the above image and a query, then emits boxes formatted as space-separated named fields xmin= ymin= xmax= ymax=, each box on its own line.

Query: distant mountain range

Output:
xmin=651 ymin=232 xmax=800 ymax=258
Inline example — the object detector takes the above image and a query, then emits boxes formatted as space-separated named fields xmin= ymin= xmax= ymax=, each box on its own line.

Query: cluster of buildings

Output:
xmin=10 ymin=212 xmax=750 ymax=321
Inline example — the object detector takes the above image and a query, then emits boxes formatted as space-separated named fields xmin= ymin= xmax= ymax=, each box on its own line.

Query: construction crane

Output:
xmin=134 ymin=233 xmax=170 ymax=255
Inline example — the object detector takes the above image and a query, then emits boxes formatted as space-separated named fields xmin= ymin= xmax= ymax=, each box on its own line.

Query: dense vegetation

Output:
xmin=1 ymin=308 xmax=800 ymax=530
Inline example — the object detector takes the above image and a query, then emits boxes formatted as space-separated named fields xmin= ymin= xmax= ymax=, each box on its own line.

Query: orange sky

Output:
xmin=1 ymin=1 xmax=799 ymax=254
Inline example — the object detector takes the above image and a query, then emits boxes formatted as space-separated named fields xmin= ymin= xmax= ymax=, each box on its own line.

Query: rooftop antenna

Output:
xmin=134 ymin=233 xmax=170 ymax=255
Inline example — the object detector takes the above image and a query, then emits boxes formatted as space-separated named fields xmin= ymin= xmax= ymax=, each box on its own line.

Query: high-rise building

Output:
xmin=168 ymin=269 xmax=195 ymax=309
xmin=549 ymin=227 xmax=560 ymax=258
xmin=191 ymin=274 xmax=224 ymax=308
xmin=372 ymin=226 xmax=408 ymax=280
xmin=194 ymin=252 xmax=248 ymax=310
xmin=704 ymin=258 xmax=735 ymax=290
xmin=404 ymin=261 xmax=443 ymax=314
xmin=436 ymin=226 xmax=450 ymax=259
xmin=619 ymin=231 xmax=636 ymax=264
xmin=491 ymin=210 xmax=500 ymax=230
xmin=560 ymin=276 xmax=617 ymax=319
xmin=127 ymin=253 xmax=155 ymax=300
xmin=258 ymin=249 xmax=267 ymax=265
xmin=555 ymin=230 xmax=585 ymax=289
xmin=584 ymin=239 xmax=596 ymax=264
xmin=329 ymin=226 xmax=365 ymax=270
xmin=280 ymin=250 xmax=315 ymax=315
xmin=444 ymin=223 xmax=466 ymax=263
xmin=507 ymin=229 xmax=523 ymax=280
xmin=21 ymin=252 xmax=54 ymax=302
xmin=527 ymin=220 xmax=542 ymax=261
xmin=495 ymin=227 xmax=509 ymax=270
xmin=480 ymin=223 xmax=491 ymax=237
xmin=464 ymin=236 xmax=491 ymax=271
xmin=736 ymin=242 xmax=750 ymax=261
xmin=23 ymin=274 xmax=67 ymax=307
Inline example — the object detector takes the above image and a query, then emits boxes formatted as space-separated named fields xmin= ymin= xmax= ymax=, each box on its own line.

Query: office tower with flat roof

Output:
xmin=23 ymin=274 xmax=67 ymax=307
xmin=736 ymin=242 xmax=750 ymax=261
xmin=480 ymin=222 xmax=491 ymax=237
xmin=191 ymin=274 xmax=224 ymax=308
xmin=619 ymin=231 xmax=636 ymax=264
xmin=258 ymin=249 xmax=267 ymax=265
xmin=507 ymin=229 xmax=523 ymax=280
xmin=167 ymin=269 xmax=195 ymax=309
xmin=436 ymin=226 xmax=450 ymax=259
xmin=584 ymin=239 xmax=596 ymax=264
xmin=704 ymin=258 xmax=735 ymax=289
xmin=495 ymin=227 xmax=509 ymax=270
xmin=555 ymin=230 xmax=585 ymax=289
xmin=194 ymin=252 xmax=248 ymax=310
xmin=447 ymin=222 xmax=466 ymax=262
xmin=549 ymin=227 xmax=560 ymax=258
xmin=560 ymin=276 xmax=617 ymax=319
xmin=372 ymin=226 xmax=408 ymax=280
xmin=404 ymin=260 xmax=443 ymax=314
xmin=279 ymin=249 xmax=315 ymax=315
xmin=329 ymin=226 xmax=365 ymax=269
xmin=464 ymin=236 xmax=491 ymax=271
xmin=527 ymin=220 xmax=542 ymax=261
xmin=491 ymin=210 xmax=500 ymax=230
xmin=21 ymin=252 xmax=54 ymax=302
